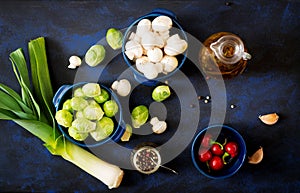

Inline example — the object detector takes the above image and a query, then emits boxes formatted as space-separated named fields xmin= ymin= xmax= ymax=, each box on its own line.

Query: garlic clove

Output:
xmin=259 ymin=113 xmax=279 ymax=125
xmin=248 ymin=146 xmax=263 ymax=164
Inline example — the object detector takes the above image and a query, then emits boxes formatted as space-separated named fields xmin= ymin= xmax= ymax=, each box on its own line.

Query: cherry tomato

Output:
xmin=198 ymin=148 xmax=212 ymax=162
xmin=201 ymin=133 xmax=212 ymax=147
xmin=211 ymin=144 xmax=224 ymax=156
xmin=225 ymin=141 xmax=238 ymax=158
xmin=209 ymin=156 xmax=224 ymax=170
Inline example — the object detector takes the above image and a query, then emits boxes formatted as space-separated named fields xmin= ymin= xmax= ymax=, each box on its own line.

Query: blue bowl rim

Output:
xmin=54 ymin=82 xmax=124 ymax=148
xmin=122 ymin=11 xmax=188 ymax=82
xmin=191 ymin=124 xmax=247 ymax=179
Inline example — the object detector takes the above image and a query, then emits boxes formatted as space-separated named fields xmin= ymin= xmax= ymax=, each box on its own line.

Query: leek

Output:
xmin=0 ymin=37 xmax=123 ymax=189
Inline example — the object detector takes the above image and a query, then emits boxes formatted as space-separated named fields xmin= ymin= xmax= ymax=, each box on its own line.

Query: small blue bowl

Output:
xmin=191 ymin=125 xmax=246 ymax=179
xmin=122 ymin=8 xmax=188 ymax=86
xmin=52 ymin=82 xmax=125 ymax=148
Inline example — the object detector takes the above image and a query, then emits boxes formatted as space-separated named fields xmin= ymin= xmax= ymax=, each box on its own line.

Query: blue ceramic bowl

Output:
xmin=52 ymin=82 xmax=125 ymax=148
xmin=122 ymin=8 xmax=188 ymax=86
xmin=191 ymin=125 xmax=246 ymax=179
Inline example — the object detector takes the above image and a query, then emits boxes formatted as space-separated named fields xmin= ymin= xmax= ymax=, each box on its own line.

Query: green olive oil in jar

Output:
xmin=200 ymin=32 xmax=251 ymax=79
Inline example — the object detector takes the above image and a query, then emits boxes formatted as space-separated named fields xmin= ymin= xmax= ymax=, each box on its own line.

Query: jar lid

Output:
xmin=131 ymin=145 xmax=161 ymax=174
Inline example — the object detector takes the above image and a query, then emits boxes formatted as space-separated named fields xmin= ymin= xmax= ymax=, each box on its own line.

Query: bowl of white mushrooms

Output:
xmin=122 ymin=8 xmax=188 ymax=86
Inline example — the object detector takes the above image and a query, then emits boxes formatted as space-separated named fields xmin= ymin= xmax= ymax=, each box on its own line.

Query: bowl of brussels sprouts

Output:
xmin=52 ymin=82 xmax=125 ymax=148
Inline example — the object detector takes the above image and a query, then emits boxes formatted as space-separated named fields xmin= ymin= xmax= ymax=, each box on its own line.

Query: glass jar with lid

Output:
xmin=200 ymin=32 xmax=251 ymax=79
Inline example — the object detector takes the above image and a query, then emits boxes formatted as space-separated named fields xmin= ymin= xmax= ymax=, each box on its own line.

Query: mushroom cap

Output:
xmin=69 ymin=55 xmax=82 ymax=66
xmin=136 ymin=19 xmax=152 ymax=36
xmin=152 ymin=121 xmax=167 ymax=134
xmin=111 ymin=79 xmax=131 ymax=97
xmin=125 ymin=40 xmax=143 ymax=59
xmin=142 ymin=63 xmax=159 ymax=79
xmin=147 ymin=47 xmax=163 ymax=63
xmin=152 ymin=16 xmax=172 ymax=32
xmin=150 ymin=117 xmax=160 ymax=125
xmin=161 ymin=55 xmax=178 ymax=73
xmin=117 ymin=79 xmax=131 ymax=96
xmin=164 ymin=34 xmax=188 ymax=56
xmin=141 ymin=31 xmax=164 ymax=50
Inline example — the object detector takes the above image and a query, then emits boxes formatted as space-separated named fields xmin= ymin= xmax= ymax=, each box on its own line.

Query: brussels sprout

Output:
xmin=82 ymin=83 xmax=101 ymax=97
xmin=83 ymin=103 xmax=104 ymax=121
xmin=88 ymin=99 xmax=99 ymax=106
xmin=71 ymin=118 xmax=96 ymax=133
xmin=94 ymin=89 xmax=109 ymax=103
xmin=75 ymin=111 xmax=84 ymax=119
xmin=55 ymin=109 xmax=73 ymax=128
xmin=62 ymin=99 xmax=72 ymax=112
xmin=70 ymin=97 xmax=88 ymax=111
xmin=103 ymin=100 xmax=119 ymax=117
xmin=73 ymin=87 xmax=85 ymax=97
xmin=90 ymin=117 xmax=114 ymax=141
xmin=131 ymin=105 xmax=149 ymax=128
xmin=68 ymin=126 xmax=89 ymax=141
xmin=85 ymin=45 xmax=106 ymax=67
xmin=152 ymin=85 xmax=171 ymax=102
xmin=106 ymin=28 xmax=123 ymax=50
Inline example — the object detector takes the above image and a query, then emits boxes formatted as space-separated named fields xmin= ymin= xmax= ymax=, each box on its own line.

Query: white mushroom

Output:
xmin=150 ymin=117 xmax=167 ymax=134
xmin=111 ymin=79 xmax=131 ymax=97
xmin=125 ymin=40 xmax=143 ymax=60
xmin=141 ymin=31 xmax=164 ymax=50
xmin=135 ymin=56 xmax=150 ymax=72
xmin=142 ymin=62 xmax=159 ymax=79
xmin=158 ymin=30 xmax=170 ymax=43
xmin=161 ymin=55 xmax=178 ymax=73
xmin=164 ymin=34 xmax=188 ymax=56
xmin=152 ymin=16 xmax=172 ymax=32
xmin=136 ymin=19 xmax=152 ymax=37
xmin=68 ymin=55 xmax=82 ymax=69
xmin=128 ymin=32 xmax=141 ymax=43
xmin=68 ymin=64 xmax=77 ymax=69
xmin=124 ymin=50 xmax=135 ymax=60
xmin=154 ymin=62 xmax=163 ymax=73
xmin=147 ymin=47 xmax=163 ymax=63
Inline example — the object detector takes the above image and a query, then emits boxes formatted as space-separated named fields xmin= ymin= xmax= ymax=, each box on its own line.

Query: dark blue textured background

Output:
xmin=0 ymin=0 xmax=299 ymax=192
